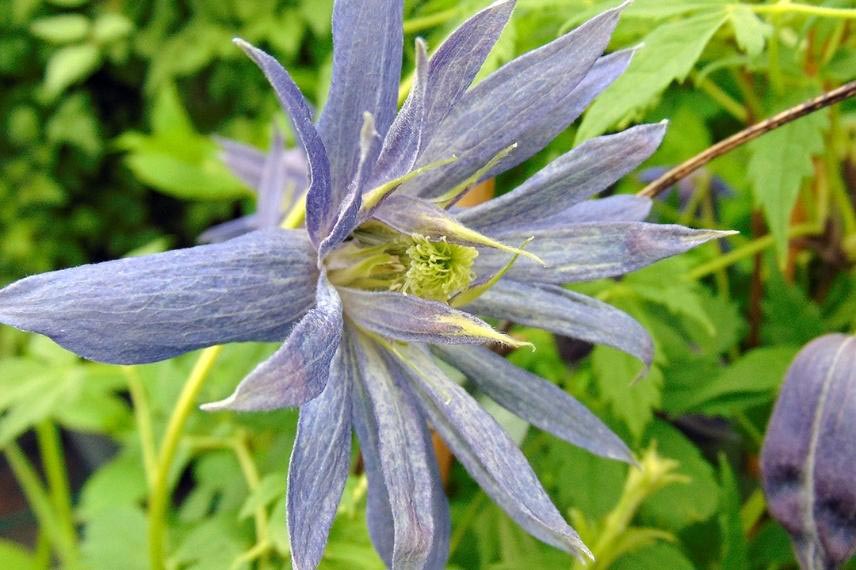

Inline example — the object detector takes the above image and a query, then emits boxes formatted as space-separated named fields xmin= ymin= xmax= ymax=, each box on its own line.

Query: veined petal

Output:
xmin=457 ymin=123 xmax=665 ymax=232
xmin=477 ymin=224 xmax=735 ymax=283
xmin=198 ymin=214 xmax=261 ymax=244
xmin=340 ymin=288 xmax=527 ymax=348
xmin=235 ymin=39 xmax=333 ymax=248
xmin=465 ymin=280 xmax=652 ymax=367
xmin=256 ymin=129 xmax=293 ymax=228
xmin=434 ymin=344 xmax=633 ymax=463
xmin=201 ymin=275 xmax=342 ymax=412
xmin=395 ymin=345 xmax=591 ymax=558
xmin=319 ymin=0 xmax=403 ymax=200
xmin=215 ymin=136 xmax=266 ymax=189
xmin=0 ymin=229 xmax=316 ymax=364
xmin=405 ymin=4 xmax=625 ymax=198
xmin=547 ymin=195 xmax=653 ymax=226
xmin=287 ymin=331 xmax=354 ymax=570
xmin=353 ymin=334 xmax=444 ymax=569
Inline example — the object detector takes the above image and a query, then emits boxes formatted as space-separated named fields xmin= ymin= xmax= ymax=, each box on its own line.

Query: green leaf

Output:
xmin=640 ymin=421 xmax=720 ymax=530
xmin=612 ymin=543 xmax=695 ymax=570
xmin=592 ymin=346 xmax=662 ymax=440
xmin=124 ymin=152 xmax=247 ymax=200
xmin=576 ymin=9 xmax=728 ymax=142
xmin=30 ymin=14 xmax=90 ymax=44
xmin=238 ymin=473 xmax=283 ymax=520
xmin=729 ymin=5 xmax=769 ymax=57
xmin=44 ymin=43 xmax=101 ymax=99
xmin=748 ymin=97 xmax=828 ymax=262
xmin=81 ymin=506 xmax=149 ymax=570
xmin=631 ymin=282 xmax=715 ymax=335
xmin=0 ymin=539 xmax=37 ymax=570
xmin=172 ymin=516 xmax=250 ymax=570
xmin=78 ymin=450 xmax=148 ymax=521
xmin=718 ymin=455 xmax=749 ymax=570
xmin=92 ymin=12 xmax=133 ymax=44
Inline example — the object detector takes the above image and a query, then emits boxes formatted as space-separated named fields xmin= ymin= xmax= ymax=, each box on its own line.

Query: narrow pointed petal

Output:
xmin=319 ymin=0 xmax=402 ymax=199
xmin=762 ymin=334 xmax=856 ymax=569
xmin=434 ymin=344 xmax=633 ymax=463
xmin=549 ymin=195 xmax=653 ymax=225
xmin=340 ymin=288 xmax=526 ymax=348
xmin=287 ymin=332 xmax=353 ymax=570
xmin=405 ymin=5 xmax=625 ymax=198
xmin=216 ymin=136 xmax=266 ymax=189
xmin=201 ymin=275 xmax=342 ymax=411
xmin=353 ymin=335 xmax=442 ymax=569
xmin=198 ymin=214 xmax=261 ymax=244
xmin=0 ymin=229 xmax=315 ymax=364
xmin=466 ymin=280 xmax=652 ymax=367
xmin=457 ymin=123 xmax=665 ymax=232
xmin=235 ymin=39 xmax=333 ymax=247
xmin=256 ymin=130 xmax=291 ymax=228
xmin=396 ymin=345 xmax=591 ymax=558
xmin=477 ymin=224 xmax=735 ymax=283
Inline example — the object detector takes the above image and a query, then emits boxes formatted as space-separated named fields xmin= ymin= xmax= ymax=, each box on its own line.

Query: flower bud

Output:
xmin=761 ymin=334 xmax=856 ymax=569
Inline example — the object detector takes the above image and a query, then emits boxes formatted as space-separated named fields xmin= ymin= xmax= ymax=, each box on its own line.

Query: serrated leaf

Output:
xmin=748 ymin=99 xmax=828 ymax=263
xmin=30 ymin=14 xmax=90 ymax=44
xmin=729 ymin=5 xmax=769 ymax=57
xmin=632 ymin=282 xmax=716 ymax=335
xmin=592 ymin=346 xmax=662 ymax=440
xmin=44 ymin=43 xmax=101 ymax=99
xmin=576 ymin=9 xmax=728 ymax=142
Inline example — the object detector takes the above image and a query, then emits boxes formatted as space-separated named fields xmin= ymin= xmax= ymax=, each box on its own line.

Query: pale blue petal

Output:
xmin=198 ymin=214 xmax=261 ymax=244
xmin=547 ymin=195 xmax=652 ymax=226
xmin=0 ymin=229 xmax=315 ymax=364
xmin=201 ymin=275 xmax=342 ymax=411
xmin=397 ymin=345 xmax=591 ymax=558
xmin=319 ymin=0 xmax=402 ymax=200
xmin=466 ymin=279 xmax=652 ymax=367
xmin=235 ymin=40 xmax=333 ymax=247
xmin=434 ymin=344 xmax=633 ymax=462
xmin=256 ymin=129 xmax=292 ymax=228
xmin=287 ymin=331 xmax=354 ymax=570
xmin=476 ymin=224 xmax=734 ymax=283
xmin=457 ymin=123 xmax=665 ymax=231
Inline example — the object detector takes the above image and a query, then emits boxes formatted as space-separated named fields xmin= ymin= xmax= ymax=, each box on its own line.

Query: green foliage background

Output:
xmin=1 ymin=0 xmax=855 ymax=568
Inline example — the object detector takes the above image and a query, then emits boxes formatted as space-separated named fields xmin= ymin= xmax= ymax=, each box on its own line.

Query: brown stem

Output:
xmin=638 ymin=81 xmax=856 ymax=199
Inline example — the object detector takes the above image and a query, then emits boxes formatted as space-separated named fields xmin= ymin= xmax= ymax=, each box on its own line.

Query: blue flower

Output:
xmin=0 ymin=1 xmax=733 ymax=567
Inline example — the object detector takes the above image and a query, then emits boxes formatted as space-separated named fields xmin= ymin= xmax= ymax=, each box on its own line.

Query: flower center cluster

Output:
xmin=327 ymin=224 xmax=478 ymax=303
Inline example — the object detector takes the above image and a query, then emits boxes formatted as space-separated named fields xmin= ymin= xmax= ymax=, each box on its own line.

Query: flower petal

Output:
xmin=466 ymin=279 xmax=652 ymax=367
xmin=457 ymin=123 xmax=665 ymax=232
xmin=201 ymin=275 xmax=342 ymax=411
xmin=287 ymin=331 xmax=353 ymax=570
xmin=433 ymin=344 xmax=633 ymax=463
xmin=406 ymin=4 xmax=625 ymax=198
xmin=319 ymin=0 xmax=402 ymax=199
xmin=477 ymin=224 xmax=735 ymax=283
xmin=256 ymin=129 xmax=293 ymax=228
xmin=216 ymin=136 xmax=307 ymax=194
xmin=0 ymin=229 xmax=316 ymax=364
xmin=352 ymin=334 xmax=445 ymax=569
xmin=340 ymin=288 xmax=526 ymax=348
xmin=395 ymin=345 xmax=591 ymax=558
xmin=235 ymin=39 xmax=333 ymax=247
xmin=548 ymin=195 xmax=653 ymax=226
xmin=198 ymin=214 xmax=261 ymax=244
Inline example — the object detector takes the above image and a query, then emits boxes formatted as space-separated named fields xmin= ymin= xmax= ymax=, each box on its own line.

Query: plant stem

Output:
xmin=402 ymin=7 xmax=459 ymax=34
xmin=688 ymin=223 xmax=820 ymax=280
xmin=4 ymin=442 xmax=80 ymax=569
xmin=638 ymin=81 xmax=856 ymax=198
xmin=693 ymin=74 xmax=748 ymax=123
xmin=124 ymin=366 xmax=157 ymax=488
xmin=147 ymin=345 xmax=224 ymax=570
xmin=748 ymin=3 xmax=856 ymax=19
xmin=34 ymin=421 xmax=78 ymax=563
xmin=232 ymin=432 xmax=270 ymax=570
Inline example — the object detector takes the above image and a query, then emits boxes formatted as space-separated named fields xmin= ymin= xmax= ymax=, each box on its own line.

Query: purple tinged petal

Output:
xmin=0 ymin=229 xmax=315 ymax=364
xmin=466 ymin=279 xmax=653 ymax=368
xmin=433 ymin=344 xmax=633 ymax=463
xmin=235 ymin=39 xmax=333 ymax=248
xmin=476 ymin=224 xmax=735 ymax=283
xmin=406 ymin=5 xmax=626 ymax=198
xmin=548 ymin=195 xmax=653 ymax=226
xmin=319 ymin=0 xmax=403 ymax=199
xmin=201 ymin=275 xmax=342 ymax=412
xmin=287 ymin=332 xmax=353 ymax=570
xmin=198 ymin=214 xmax=261 ymax=244
xmin=216 ymin=136 xmax=266 ymax=189
xmin=395 ymin=345 xmax=591 ymax=558
xmin=353 ymin=335 xmax=442 ymax=569
xmin=256 ymin=129 xmax=291 ymax=228
xmin=340 ymin=288 xmax=523 ymax=347
xmin=457 ymin=123 xmax=665 ymax=232
xmin=761 ymin=334 xmax=856 ymax=569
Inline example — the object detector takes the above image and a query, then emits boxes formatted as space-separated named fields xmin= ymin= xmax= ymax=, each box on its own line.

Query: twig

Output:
xmin=638 ymin=81 xmax=856 ymax=199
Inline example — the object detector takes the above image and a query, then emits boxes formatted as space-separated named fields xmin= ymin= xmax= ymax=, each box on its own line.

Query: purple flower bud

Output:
xmin=762 ymin=334 xmax=856 ymax=569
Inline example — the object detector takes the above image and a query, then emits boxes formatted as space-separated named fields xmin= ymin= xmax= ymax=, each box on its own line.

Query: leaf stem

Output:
xmin=402 ymin=8 xmax=459 ymax=34
xmin=34 ymin=421 xmax=78 ymax=563
xmin=747 ymin=2 xmax=856 ymax=19
xmin=638 ymin=81 xmax=856 ymax=198
xmin=124 ymin=366 xmax=157 ymax=488
xmin=4 ymin=442 xmax=80 ymax=568
xmin=147 ymin=344 xmax=224 ymax=570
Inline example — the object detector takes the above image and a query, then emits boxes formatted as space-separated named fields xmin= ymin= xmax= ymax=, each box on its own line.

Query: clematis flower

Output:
xmin=0 ymin=1 xmax=734 ymax=568
xmin=761 ymin=334 xmax=856 ymax=570
xmin=198 ymin=131 xmax=308 ymax=243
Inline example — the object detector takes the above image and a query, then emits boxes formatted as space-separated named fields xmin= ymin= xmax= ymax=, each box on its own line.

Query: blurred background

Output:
xmin=0 ymin=0 xmax=854 ymax=568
